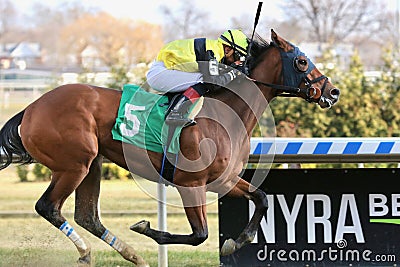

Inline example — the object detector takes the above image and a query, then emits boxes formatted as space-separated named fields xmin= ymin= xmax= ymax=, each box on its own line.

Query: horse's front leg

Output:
xmin=130 ymin=186 xmax=208 ymax=246
xmin=219 ymin=177 xmax=268 ymax=256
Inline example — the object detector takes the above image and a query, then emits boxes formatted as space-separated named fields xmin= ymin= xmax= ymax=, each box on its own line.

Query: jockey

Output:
xmin=146 ymin=29 xmax=249 ymax=126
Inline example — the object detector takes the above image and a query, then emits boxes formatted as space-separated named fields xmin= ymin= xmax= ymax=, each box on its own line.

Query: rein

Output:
xmin=250 ymin=74 xmax=328 ymax=102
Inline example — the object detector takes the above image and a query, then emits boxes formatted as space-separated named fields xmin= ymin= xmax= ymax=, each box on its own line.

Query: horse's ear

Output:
xmin=271 ymin=29 xmax=292 ymax=52
xmin=271 ymin=29 xmax=278 ymax=42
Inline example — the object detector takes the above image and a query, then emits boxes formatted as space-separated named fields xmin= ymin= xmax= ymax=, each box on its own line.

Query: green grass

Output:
xmin=0 ymin=166 xmax=219 ymax=213
xmin=0 ymin=167 xmax=221 ymax=266
xmin=0 ymin=248 xmax=219 ymax=267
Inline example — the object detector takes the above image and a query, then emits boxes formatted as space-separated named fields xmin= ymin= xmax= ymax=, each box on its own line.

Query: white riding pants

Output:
xmin=146 ymin=61 xmax=203 ymax=93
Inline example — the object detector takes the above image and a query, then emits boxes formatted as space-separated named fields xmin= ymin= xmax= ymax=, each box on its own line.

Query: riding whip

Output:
xmin=244 ymin=2 xmax=263 ymax=70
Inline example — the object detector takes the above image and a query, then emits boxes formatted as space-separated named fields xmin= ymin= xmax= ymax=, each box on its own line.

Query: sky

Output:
xmin=9 ymin=0 xmax=400 ymax=34
xmin=10 ymin=0 xmax=285 ymax=27
xmin=9 ymin=0 xmax=399 ymax=29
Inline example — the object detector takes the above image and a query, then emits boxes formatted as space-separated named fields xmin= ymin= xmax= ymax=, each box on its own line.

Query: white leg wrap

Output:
xmin=59 ymin=221 xmax=88 ymax=251
xmin=101 ymin=229 xmax=124 ymax=252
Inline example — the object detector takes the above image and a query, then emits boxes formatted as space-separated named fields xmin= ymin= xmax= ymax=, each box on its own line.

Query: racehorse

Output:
xmin=0 ymin=29 xmax=339 ymax=267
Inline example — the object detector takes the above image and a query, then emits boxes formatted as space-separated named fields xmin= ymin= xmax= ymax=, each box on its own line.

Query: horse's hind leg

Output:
xmin=35 ymin=170 xmax=92 ymax=266
xmin=74 ymin=156 xmax=149 ymax=267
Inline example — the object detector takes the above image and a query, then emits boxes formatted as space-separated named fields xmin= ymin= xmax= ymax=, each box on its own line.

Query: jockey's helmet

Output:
xmin=218 ymin=29 xmax=249 ymax=56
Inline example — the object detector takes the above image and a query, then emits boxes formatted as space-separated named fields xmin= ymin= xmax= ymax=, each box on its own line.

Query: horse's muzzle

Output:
xmin=319 ymin=88 xmax=340 ymax=108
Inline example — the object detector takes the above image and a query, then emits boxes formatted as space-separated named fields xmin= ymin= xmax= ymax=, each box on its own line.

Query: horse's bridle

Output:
xmin=252 ymin=75 xmax=328 ymax=102
xmin=248 ymin=42 xmax=329 ymax=103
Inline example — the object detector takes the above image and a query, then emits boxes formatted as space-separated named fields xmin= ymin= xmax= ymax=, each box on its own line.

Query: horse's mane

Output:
xmin=248 ymin=33 xmax=272 ymax=72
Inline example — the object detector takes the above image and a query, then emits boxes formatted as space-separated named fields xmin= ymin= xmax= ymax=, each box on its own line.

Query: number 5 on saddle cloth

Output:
xmin=111 ymin=84 xmax=204 ymax=183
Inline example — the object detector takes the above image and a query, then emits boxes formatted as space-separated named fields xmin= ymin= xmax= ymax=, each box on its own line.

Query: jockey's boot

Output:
xmin=165 ymin=95 xmax=193 ymax=126
xmin=165 ymin=83 xmax=207 ymax=126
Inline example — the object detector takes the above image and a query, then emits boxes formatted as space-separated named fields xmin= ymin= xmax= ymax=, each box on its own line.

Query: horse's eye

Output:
xmin=299 ymin=59 xmax=307 ymax=66
xmin=294 ymin=57 xmax=308 ymax=72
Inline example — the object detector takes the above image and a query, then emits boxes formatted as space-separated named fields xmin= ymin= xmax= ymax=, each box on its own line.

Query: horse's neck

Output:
xmin=207 ymin=81 xmax=270 ymax=135
xmin=201 ymin=48 xmax=280 ymax=136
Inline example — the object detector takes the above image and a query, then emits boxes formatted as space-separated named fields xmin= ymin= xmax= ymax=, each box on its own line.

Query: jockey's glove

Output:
xmin=203 ymin=69 xmax=241 ymax=88
xmin=234 ymin=64 xmax=249 ymax=76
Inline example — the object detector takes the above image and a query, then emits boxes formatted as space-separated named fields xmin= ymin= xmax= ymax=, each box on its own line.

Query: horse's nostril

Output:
xmin=330 ymin=88 xmax=340 ymax=96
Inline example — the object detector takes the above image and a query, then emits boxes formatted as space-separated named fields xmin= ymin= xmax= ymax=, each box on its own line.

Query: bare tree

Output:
xmin=284 ymin=0 xmax=386 ymax=43
xmin=160 ymin=0 xmax=214 ymax=41
xmin=378 ymin=9 xmax=400 ymax=50
xmin=0 ymin=0 xmax=16 ymax=41
xmin=60 ymin=12 xmax=164 ymax=67
xmin=10 ymin=2 xmax=94 ymax=67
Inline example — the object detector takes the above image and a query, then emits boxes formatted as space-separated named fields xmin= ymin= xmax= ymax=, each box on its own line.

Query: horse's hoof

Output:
xmin=220 ymin=238 xmax=236 ymax=256
xmin=77 ymin=252 xmax=91 ymax=267
xmin=130 ymin=220 xmax=150 ymax=234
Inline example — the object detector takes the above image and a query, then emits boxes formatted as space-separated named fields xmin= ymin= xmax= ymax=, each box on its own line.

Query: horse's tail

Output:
xmin=0 ymin=110 xmax=33 ymax=171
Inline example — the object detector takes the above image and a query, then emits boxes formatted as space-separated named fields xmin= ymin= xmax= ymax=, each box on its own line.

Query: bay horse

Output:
xmin=0 ymin=29 xmax=339 ymax=267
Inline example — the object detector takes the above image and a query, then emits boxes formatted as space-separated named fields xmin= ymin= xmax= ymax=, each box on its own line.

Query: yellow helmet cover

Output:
xmin=218 ymin=29 xmax=249 ymax=55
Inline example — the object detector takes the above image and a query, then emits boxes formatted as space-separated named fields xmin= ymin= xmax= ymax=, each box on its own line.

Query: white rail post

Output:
xmin=157 ymin=183 xmax=168 ymax=267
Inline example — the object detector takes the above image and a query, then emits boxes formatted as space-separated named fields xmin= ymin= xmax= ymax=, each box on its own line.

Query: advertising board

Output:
xmin=219 ymin=169 xmax=400 ymax=266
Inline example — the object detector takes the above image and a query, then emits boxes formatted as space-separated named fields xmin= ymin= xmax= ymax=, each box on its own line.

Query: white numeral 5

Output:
xmin=120 ymin=103 xmax=145 ymax=137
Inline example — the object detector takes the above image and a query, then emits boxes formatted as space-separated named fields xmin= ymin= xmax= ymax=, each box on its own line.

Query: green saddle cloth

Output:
xmin=112 ymin=84 xmax=185 ymax=154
